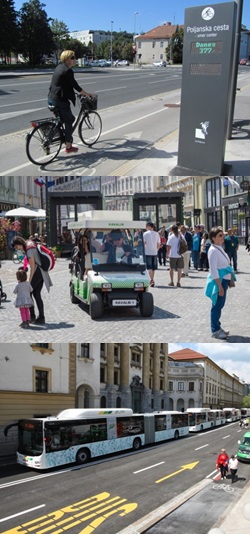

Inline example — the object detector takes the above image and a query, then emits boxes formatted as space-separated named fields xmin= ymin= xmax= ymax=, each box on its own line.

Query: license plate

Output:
xmin=112 ymin=299 xmax=137 ymax=306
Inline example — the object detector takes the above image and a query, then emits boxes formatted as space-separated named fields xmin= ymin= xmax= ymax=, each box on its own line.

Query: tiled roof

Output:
xmin=169 ymin=348 xmax=208 ymax=361
xmin=136 ymin=24 xmax=184 ymax=40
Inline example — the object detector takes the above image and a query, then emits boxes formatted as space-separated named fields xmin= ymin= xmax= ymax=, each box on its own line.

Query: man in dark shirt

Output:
xmin=48 ymin=50 xmax=92 ymax=153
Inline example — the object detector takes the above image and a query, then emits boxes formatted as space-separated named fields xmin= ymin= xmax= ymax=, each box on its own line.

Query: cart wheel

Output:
xmin=90 ymin=293 xmax=103 ymax=319
xmin=139 ymin=292 xmax=154 ymax=317
xmin=70 ymin=283 xmax=79 ymax=304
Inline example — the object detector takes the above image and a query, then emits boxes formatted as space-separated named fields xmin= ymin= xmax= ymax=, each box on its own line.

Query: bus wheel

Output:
xmin=76 ymin=448 xmax=90 ymax=464
xmin=90 ymin=293 xmax=103 ymax=319
xmin=133 ymin=438 xmax=141 ymax=450
xmin=70 ymin=283 xmax=79 ymax=304
xmin=200 ymin=425 xmax=203 ymax=431
xmin=174 ymin=430 xmax=179 ymax=440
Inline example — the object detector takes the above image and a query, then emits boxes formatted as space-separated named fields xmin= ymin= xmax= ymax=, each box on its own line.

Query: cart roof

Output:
xmin=68 ymin=210 xmax=146 ymax=230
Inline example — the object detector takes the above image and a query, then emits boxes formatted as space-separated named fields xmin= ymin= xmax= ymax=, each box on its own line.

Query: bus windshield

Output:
xmin=18 ymin=420 xmax=44 ymax=456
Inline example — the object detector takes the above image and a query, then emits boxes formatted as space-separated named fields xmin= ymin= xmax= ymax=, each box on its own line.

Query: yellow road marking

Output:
xmin=155 ymin=461 xmax=199 ymax=484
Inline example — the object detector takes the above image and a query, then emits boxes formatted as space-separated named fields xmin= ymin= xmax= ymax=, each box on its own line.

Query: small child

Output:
xmin=13 ymin=270 xmax=33 ymax=328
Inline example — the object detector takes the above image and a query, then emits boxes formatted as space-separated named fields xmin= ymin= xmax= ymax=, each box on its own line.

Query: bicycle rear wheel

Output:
xmin=78 ymin=111 xmax=102 ymax=146
xmin=26 ymin=121 xmax=63 ymax=165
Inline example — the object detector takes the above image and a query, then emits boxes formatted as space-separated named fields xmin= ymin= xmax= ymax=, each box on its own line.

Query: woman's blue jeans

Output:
xmin=211 ymin=278 xmax=230 ymax=333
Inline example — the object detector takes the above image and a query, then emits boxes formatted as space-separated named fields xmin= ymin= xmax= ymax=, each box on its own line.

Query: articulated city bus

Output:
xmin=209 ymin=409 xmax=226 ymax=426
xmin=187 ymin=408 xmax=214 ymax=432
xmin=12 ymin=408 xmax=189 ymax=469
xmin=241 ymin=408 xmax=250 ymax=418
xmin=223 ymin=408 xmax=241 ymax=422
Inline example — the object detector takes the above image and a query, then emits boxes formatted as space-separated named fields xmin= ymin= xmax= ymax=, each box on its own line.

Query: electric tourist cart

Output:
xmin=68 ymin=210 xmax=154 ymax=319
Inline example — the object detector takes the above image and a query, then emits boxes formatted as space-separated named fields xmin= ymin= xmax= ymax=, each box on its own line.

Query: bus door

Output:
xmin=144 ymin=414 xmax=155 ymax=445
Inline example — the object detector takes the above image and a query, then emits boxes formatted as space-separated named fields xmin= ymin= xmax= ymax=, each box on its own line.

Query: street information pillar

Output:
xmin=173 ymin=2 xmax=237 ymax=175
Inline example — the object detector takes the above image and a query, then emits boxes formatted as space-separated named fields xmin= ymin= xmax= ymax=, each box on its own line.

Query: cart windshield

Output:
xmin=89 ymin=229 xmax=146 ymax=271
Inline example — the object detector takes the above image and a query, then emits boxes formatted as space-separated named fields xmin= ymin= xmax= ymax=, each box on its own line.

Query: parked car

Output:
xmin=153 ymin=60 xmax=167 ymax=67
xmin=117 ymin=60 xmax=130 ymax=66
xmin=237 ymin=431 xmax=250 ymax=461
xmin=239 ymin=58 xmax=250 ymax=65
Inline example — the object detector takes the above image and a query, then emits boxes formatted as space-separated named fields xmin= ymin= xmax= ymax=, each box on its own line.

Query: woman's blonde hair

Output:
xmin=60 ymin=50 xmax=75 ymax=63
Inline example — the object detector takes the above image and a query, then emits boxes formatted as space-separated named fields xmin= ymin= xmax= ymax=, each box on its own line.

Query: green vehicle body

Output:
xmin=68 ymin=211 xmax=154 ymax=320
xmin=237 ymin=431 xmax=250 ymax=461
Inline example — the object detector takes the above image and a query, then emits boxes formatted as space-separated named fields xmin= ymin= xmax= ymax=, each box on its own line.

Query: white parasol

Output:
xmin=5 ymin=207 xmax=44 ymax=218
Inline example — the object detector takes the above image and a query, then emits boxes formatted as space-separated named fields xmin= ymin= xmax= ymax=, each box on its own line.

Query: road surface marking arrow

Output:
xmin=155 ymin=461 xmax=199 ymax=484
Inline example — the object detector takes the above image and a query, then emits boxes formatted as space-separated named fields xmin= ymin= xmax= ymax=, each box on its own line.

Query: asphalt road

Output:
xmin=0 ymin=66 xmax=182 ymax=136
xmin=0 ymin=422 xmax=249 ymax=534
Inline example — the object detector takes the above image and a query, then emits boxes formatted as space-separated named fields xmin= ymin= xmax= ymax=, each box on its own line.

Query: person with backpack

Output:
xmin=11 ymin=236 xmax=53 ymax=325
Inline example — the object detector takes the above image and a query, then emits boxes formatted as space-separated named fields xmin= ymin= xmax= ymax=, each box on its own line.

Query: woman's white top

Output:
xmin=208 ymin=245 xmax=231 ymax=280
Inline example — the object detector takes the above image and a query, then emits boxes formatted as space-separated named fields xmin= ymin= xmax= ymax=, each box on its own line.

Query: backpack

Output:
xmin=178 ymin=235 xmax=188 ymax=255
xmin=26 ymin=240 xmax=55 ymax=271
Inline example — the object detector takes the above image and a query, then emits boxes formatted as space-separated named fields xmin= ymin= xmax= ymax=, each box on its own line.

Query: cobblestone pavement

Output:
xmin=0 ymin=246 xmax=249 ymax=343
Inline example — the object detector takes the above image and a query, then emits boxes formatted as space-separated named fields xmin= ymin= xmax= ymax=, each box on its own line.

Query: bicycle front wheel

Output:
xmin=12 ymin=252 xmax=22 ymax=264
xmin=79 ymin=111 xmax=102 ymax=146
xmin=26 ymin=122 xmax=63 ymax=165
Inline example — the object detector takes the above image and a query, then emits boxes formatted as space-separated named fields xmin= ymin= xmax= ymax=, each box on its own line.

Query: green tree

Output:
xmin=166 ymin=26 xmax=184 ymax=64
xmin=50 ymin=19 xmax=69 ymax=64
xmin=242 ymin=395 xmax=250 ymax=408
xmin=0 ymin=0 xmax=19 ymax=63
xmin=19 ymin=0 xmax=54 ymax=66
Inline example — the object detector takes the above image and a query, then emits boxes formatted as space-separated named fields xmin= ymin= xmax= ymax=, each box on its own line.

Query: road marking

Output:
xmin=0 ymin=493 xmax=137 ymax=534
xmin=155 ymin=461 xmax=199 ymax=484
xmin=195 ymin=444 xmax=209 ymax=450
xmin=96 ymin=85 xmax=127 ymax=92
xmin=0 ymin=107 xmax=46 ymax=121
xmin=206 ymin=469 xmax=219 ymax=479
xmin=0 ymin=505 xmax=46 ymax=523
xmin=0 ymin=99 xmax=46 ymax=109
xmin=223 ymin=435 xmax=230 ymax=439
xmin=133 ymin=461 xmax=165 ymax=474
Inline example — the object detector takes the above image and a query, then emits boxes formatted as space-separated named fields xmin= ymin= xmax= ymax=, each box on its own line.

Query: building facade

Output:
xmin=135 ymin=23 xmax=183 ymax=64
xmin=169 ymin=348 xmax=244 ymax=410
xmin=168 ymin=361 xmax=204 ymax=411
xmin=99 ymin=343 xmax=168 ymax=412
xmin=69 ymin=30 xmax=109 ymax=47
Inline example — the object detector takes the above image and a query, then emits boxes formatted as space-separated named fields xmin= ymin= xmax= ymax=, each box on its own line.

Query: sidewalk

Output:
xmin=211 ymin=479 xmax=250 ymax=534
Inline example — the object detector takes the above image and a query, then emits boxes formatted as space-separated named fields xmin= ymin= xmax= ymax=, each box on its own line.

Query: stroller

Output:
xmin=0 ymin=262 xmax=7 ymax=306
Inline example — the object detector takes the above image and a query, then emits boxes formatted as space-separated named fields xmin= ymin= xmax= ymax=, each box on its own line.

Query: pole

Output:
xmin=133 ymin=12 xmax=138 ymax=69
xmin=110 ymin=21 xmax=114 ymax=66
xmin=227 ymin=0 xmax=244 ymax=139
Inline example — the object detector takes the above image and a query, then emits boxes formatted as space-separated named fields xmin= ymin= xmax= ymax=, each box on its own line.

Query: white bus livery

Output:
xmin=14 ymin=408 xmax=189 ymax=469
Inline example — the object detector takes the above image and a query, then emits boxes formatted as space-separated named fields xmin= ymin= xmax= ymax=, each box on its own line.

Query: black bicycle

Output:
xmin=26 ymin=94 xmax=102 ymax=165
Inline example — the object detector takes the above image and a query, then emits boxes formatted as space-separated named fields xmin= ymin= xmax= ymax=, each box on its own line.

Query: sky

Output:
xmin=13 ymin=0 xmax=250 ymax=34
xmin=169 ymin=343 xmax=250 ymax=384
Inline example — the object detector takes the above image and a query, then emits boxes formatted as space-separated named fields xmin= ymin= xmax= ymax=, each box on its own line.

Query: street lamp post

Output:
xmin=110 ymin=20 xmax=114 ymax=66
xmin=133 ymin=12 xmax=139 ymax=68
